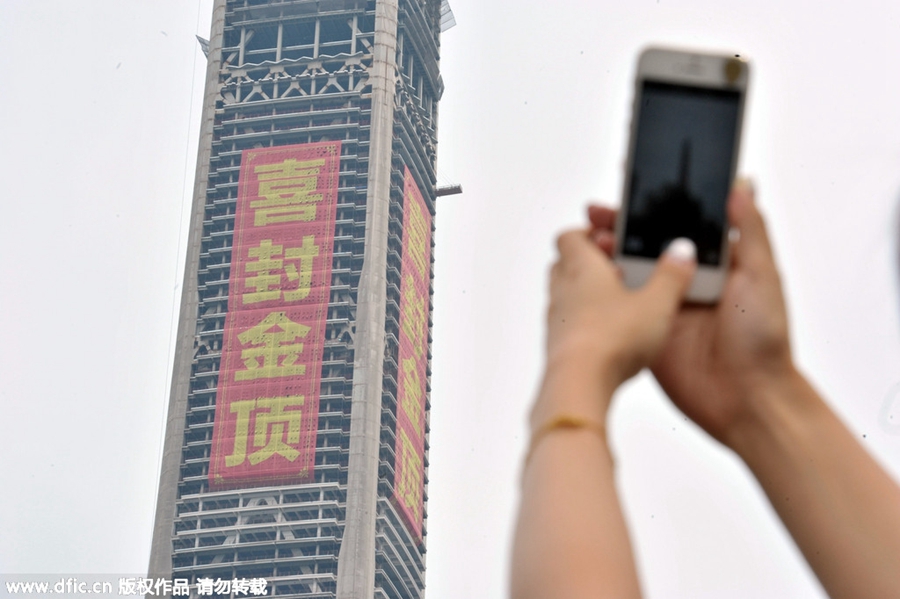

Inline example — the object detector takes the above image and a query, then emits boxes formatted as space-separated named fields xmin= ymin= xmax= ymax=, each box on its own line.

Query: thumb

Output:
xmin=639 ymin=238 xmax=697 ymax=316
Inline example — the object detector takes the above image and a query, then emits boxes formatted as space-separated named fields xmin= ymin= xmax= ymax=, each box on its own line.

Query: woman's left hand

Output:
xmin=542 ymin=226 xmax=697 ymax=418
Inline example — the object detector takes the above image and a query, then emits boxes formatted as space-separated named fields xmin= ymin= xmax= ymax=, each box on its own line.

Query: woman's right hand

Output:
xmin=595 ymin=185 xmax=900 ymax=598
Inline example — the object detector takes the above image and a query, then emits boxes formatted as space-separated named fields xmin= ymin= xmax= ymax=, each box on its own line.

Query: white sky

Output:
xmin=1 ymin=1 xmax=899 ymax=598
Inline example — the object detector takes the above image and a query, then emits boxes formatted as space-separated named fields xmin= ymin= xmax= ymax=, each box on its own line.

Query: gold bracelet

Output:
xmin=524 ymin=414 xmax=607 ymax=466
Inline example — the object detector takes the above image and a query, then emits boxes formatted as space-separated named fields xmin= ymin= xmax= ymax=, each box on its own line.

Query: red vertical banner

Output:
xmin=209 ymin=142 xmax=341 ymax=489
xmin=391 ymin=167 xmax=432 ymax=542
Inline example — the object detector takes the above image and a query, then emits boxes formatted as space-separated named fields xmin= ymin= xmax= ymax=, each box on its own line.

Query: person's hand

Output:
xmin=589 ymin=184 xmax=900 ymax=599
xmin=540 ymin=226 xmax=697 ymax=424
xmin=587 ymin=181 xmax=795 ymax=446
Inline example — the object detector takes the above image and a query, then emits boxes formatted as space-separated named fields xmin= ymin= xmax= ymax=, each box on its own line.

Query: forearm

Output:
xmin=511 ymin=359 xmax=641 ymax=599
xmin=728 ymin=368 xmax=900 ymax=599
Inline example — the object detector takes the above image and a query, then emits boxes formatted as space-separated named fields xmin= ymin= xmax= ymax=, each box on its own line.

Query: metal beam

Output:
xmin=435 ymin=184 xmax=462 ymax=197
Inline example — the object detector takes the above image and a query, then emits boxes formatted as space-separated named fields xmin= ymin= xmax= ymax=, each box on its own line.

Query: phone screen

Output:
xmin=623 ymin=81 xmax=741 ymax=266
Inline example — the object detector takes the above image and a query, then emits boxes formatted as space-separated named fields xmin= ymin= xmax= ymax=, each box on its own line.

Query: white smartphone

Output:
xmin=614 ymin=46 xmax=750 ymax=303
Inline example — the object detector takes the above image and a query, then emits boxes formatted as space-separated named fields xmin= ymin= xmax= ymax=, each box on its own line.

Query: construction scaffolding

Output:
xmin=148 ymin=1 xmax=446 ymax=597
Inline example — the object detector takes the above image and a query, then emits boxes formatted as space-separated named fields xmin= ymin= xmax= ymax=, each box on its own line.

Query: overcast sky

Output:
xmin=1 ymin=1 xmax=899 ymax=598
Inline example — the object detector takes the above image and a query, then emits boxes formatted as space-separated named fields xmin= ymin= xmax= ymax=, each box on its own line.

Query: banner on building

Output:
xmin=391 ymin=167 xmax=432 ymax=542
xmin=209 ymin=141 xmax=341 ymax=489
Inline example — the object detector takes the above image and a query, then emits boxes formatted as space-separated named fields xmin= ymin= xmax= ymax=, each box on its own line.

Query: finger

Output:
xmin=728 ymin=179 xmax=777 ymax=275
xmin=556 ymin=228 xmax=590 ymax=260
xmin=587 ymin=204 xmax=618 ymax=231
xmin=556 ymin=227 xmax=619 ymax=276
xmin=590 ymin=228 xmax=616 ymax=257
xmin=638 ymin=238 xmax=697 ymax=319
xmin=557 ymin=227 xmax=604 ymax=263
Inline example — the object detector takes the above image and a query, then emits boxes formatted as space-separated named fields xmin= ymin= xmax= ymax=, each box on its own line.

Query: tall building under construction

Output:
xmin=149 ymin=1 xmax=453 ymax=597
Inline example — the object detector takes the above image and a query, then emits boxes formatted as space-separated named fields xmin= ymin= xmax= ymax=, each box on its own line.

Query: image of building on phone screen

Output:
xmin=624 ymin=82 xmax=740 ymax=265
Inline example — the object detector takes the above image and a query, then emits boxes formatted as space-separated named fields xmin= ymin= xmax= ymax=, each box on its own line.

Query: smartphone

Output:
xmin=614 ymin=47 xmax=750 ymax=303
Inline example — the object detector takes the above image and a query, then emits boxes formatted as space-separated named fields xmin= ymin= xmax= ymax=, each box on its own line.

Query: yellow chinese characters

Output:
xmin=243 ymin=237 xmax=320 ymax=304
xmin=225 ymin=395 xmax=305 ymax=467
xmin=252 ymin=158 xmax=327 ymax=226
xmin=400 ymin=277 xmax=427 ymax=359
xmin=406 ymin=193 xmax=429 ymax=280
xmin=395 ymin=429 xmax=423 ymax=523
xmin=396 ymin=189 xmax=430 ymax=455
xmin=236 ymin=312 xmax=310 ymax=381
xmin=400 ymin=357 xmax=424 ymax=438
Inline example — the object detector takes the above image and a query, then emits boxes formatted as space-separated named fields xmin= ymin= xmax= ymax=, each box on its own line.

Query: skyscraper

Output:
xmin=149 ymin=1 xmax=451 ymax=597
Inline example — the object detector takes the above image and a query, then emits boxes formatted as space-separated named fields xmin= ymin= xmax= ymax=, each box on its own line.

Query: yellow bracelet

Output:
xmin=524 ymin=414 xmax=607 ymax=466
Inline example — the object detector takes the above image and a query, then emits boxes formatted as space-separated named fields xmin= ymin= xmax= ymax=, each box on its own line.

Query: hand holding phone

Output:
xmin=615 ymin=47 xmax=750 ymax=303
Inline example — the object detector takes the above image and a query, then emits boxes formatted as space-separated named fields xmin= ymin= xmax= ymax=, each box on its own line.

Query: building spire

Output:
xmin=678 ymin=139 xmax=692 ymax=192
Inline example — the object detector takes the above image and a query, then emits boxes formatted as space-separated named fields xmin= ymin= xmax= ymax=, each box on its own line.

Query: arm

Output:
xmin=510 ymin=229 xmax=697 ymax=599
xmin=589 ymin=180 xmax=900 ymax=598
xmin=511 ymin=358 xmax=639 ymax=599
xmin=727 ymin=369 xmax=900 ymax=599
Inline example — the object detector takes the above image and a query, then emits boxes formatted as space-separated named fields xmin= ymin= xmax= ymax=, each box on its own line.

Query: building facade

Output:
xmin=148 ymin=1 xmax=448 ymax=597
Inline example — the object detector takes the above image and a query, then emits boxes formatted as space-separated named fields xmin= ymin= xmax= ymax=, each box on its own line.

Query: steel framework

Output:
xmin=149 ymin=1 xmax=445 ymax=597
